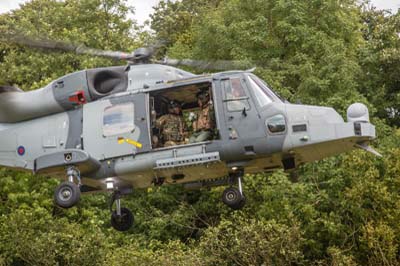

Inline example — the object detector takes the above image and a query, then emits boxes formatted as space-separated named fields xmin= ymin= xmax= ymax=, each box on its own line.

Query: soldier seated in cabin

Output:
xmin=189 ymin=89 xmax=215 ymax=143
xmin=154 ymin=100 xmax=187 ymax=147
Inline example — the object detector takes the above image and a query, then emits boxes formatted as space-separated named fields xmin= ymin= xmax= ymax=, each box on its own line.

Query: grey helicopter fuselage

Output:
xmin=0 ymin=63 xmax=376 ymax=192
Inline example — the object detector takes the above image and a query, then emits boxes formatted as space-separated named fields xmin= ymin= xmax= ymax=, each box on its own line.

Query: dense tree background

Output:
xmin=0 ymin=0 xmax=400 ymax=265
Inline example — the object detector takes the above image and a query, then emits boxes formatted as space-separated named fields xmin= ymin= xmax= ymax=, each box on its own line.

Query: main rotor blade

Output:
xmin=0 ymin=33 xmax=258 ymax=70
xmin=157 ymin=58 xmax=255 ymax=71
xmin=0 ymin=33 xmax=133 ymax=60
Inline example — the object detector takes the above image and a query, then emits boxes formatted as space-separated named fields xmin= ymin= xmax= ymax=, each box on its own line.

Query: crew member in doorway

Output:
xmin=189 ymin=89 xmax=215 ymax=143
xmin=155 ymin=100 xmax=186 ymax=147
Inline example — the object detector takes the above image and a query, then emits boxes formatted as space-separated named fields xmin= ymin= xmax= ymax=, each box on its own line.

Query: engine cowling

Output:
xmin=0 ymin=65 xmax=128 ymax=123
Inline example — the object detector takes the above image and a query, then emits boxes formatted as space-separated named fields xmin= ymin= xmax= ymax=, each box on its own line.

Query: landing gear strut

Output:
xmin=54 ymin=166 xmax=81 ymax=208
xmin=110 ymin=190 xmax=134 ymax=231
xmin=222 ymin=170 xmax=246 ymax=210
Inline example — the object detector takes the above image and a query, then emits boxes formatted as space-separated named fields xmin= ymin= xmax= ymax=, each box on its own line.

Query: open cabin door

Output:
xmin=83 ymin=94 xmax=150 ymax=161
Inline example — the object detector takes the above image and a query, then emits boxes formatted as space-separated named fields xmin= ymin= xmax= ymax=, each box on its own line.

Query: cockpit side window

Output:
xmin=222 ymin=78 xmax=250 ymax=112
xmin=266 ymin=114 xmax=286 ymax=134
xmin=103 ymin=103 xmax=135 ymax=137
xmin=248 ymin=75 xmax=273 ymax=108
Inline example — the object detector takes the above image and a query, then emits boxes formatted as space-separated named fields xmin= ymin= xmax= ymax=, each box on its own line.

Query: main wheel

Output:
xmin=222 ymin=187 xmax=245 ymax=210
xmin=111 ymin=207 xmax=134 ymax=231
xmin=237 ymin=194 xmax=246 ymax=210
xmin=54 ymin=181 xmax=81 ymax=208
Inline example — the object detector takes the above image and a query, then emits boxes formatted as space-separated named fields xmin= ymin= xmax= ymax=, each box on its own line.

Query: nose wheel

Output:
xmin=222 ymin=171 xmax=246 ymax=210
xmin=110 ymin=190 xmax=134 ymax=231
xmin=54 ymin=167 xmax=81 ymax=208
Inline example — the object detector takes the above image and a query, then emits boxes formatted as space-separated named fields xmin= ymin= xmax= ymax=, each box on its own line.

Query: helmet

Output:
xmin=196 ymin=90 xmax=210 ymax=102
xmin=168 ymin=100 xmax=180 ymax=109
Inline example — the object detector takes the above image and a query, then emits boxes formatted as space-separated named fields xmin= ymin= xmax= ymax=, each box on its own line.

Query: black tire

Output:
xmin=111 ymin=207 xmax=134 ymax=232
xmin=289 ymin=171 xmax=299 ymax=183
xmin=222 ymin=187 xmax=244 ymax=210
xmin=236 ymin=194 xmax=246 ymax=210
xmin=54 ymin=181 xmax=81 ymax=208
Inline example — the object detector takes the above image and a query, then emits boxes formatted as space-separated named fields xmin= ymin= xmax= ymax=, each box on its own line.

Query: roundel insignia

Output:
xmin=17 ymin=146 xmax=25 ymax=156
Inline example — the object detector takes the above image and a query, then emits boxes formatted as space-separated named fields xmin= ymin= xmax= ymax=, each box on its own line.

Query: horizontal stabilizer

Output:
xmin=0 ymin=85 xmax=23 ymax=94
xmin=355 ymin=143 xmax=382 ymax=157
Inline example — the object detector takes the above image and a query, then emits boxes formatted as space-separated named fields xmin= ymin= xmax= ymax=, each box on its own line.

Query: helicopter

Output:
xmin=0 ymin=34 xmax=379 ymax=231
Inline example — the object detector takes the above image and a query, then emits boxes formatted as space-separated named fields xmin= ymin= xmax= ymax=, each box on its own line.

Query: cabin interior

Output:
xmin=149 ymin=81 xmax=220 ymax=148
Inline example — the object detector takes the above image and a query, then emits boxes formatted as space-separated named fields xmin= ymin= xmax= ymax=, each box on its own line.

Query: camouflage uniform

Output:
xmin=190 ymin=103 xmax=215 ymax=143
xmin=156 ymin=114 xmax=186 ymax=147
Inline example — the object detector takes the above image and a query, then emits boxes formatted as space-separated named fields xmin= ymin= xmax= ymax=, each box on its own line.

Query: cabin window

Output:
xmin=248 ymin=76 xmax=273 ymax=107
xmin=266 ymin=114 xmax=286 ymax=133
xmin=103 ymin=103 xmax=135 ymax=137
xmin=222 ymin=78 xmax=250 ymax=112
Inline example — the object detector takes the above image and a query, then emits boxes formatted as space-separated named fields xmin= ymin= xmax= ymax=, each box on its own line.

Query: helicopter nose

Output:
xmin=283 ymin=103 xmax=376 ymax=163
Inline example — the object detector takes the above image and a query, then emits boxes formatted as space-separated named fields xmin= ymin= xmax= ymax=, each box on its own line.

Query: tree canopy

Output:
xmin=0 ymin=0 xmax=400 ymax=265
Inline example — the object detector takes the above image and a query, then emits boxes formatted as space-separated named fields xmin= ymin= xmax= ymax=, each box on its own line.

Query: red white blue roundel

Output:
xmin=17 ymin=146 xmax=25 ymax=156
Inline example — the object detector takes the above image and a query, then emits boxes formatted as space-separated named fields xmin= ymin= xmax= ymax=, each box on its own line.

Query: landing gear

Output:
xmin=111 ymin=207 xmax=134 ymax=232
xmin=54 ymin=167 xmax=81 ymax=208
xmin=110 ymin=190 xmax=134 ymax=231
xmin=222 ymin=187 xmax=245 ymax=209
xmin=54 ymin=181 xmax=81 ymax=208
xmin=222 ymin=170 xmax=246 ymax=210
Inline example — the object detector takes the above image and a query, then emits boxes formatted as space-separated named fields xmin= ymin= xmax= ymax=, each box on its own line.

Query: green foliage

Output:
xmin=199 ymin=217 xmax=304 ymax=265
xmin=166 ymin=0 xmax=367 ymax=114
xmin=0 ymin=209 xmax=108 ymax=265
xmin=1 ymin=0 xmax=400 ymax=265
xmin=103 ymin=240 xmax=203 ymax=266
xmin=0 ymin=0 xmax=140 ymax=89
xmin=150 ymin=0 xmax=222 ymax=47
xmin=359 ymin=8 xmax=400 ymax=126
